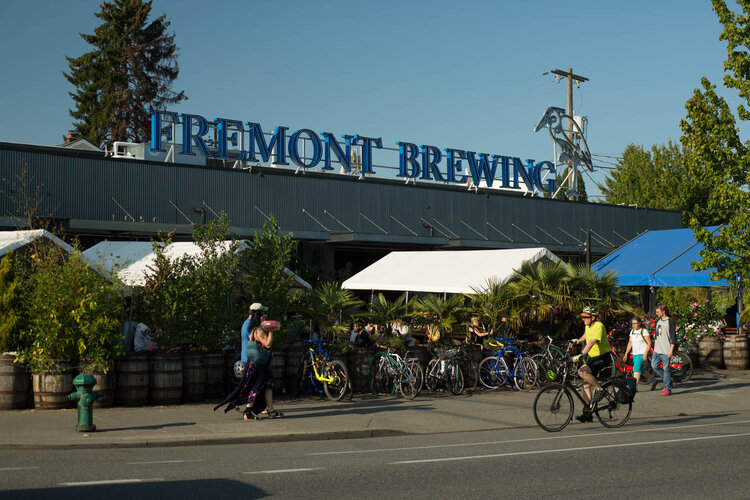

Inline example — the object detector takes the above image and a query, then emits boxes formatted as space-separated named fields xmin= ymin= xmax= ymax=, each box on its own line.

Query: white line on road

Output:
xmin=127 ymin=459 xmax=204 ymax=465
xmin=309 ymin=418 xmax=750 ymax=456
xmin=0 ymin=467 xmax=38 ymax=471
xmin=243 ymin=467 xmax=325 ymax=475
xmin=392 ymin=431 xmax=750 ymax=464
xmin=60 ymin=478 xmax=164 ymax=486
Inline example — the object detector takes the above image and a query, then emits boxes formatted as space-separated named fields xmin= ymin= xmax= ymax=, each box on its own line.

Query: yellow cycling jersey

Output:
xmin=584 ymin=321 xmax=611 ymax=357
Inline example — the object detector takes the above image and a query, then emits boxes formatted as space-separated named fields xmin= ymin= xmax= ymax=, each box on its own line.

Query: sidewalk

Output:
xmin=2 ymin=369 xmax=749 ymax=450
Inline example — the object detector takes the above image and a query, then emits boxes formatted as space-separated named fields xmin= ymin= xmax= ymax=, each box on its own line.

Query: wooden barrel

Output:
xmin=348 ymin=347 xmax=371 ymax=393
xmin=699 ymin=337 xmax=724 ymax=369
xmin=115 ymin=353 xmax=148 ymax=407
xmin=224 ymin=351 xmax=238 ymax=395
xmin=32 ymin=361 xmax=76 ymax=410
xmin=723 ymin=335 xmax=749 ymax=370
xmin=204 ymin=353 xmax=224 ymax=399
xmin=181 ymin=352 xmax=206 ymax=402
xmin=0 ymin=355 xmax=30 ymax=410
xmin=270 ymin=351 xmax=285 ymax=395
xmin=148 ymin=352 xmax=182 ymax=405
xmin=90 ymin=368 xmax=115 ymax=408
xmin=284 ymin=345 xmax=305 ymax=395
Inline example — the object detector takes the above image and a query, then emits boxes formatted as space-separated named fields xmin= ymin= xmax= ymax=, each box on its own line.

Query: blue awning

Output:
xmin=592 ymin=226 xmax=729 ymax=287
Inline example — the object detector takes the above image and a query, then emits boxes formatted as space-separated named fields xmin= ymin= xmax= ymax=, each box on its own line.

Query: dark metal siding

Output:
xmin=0 ymin=142 xmax=683 ymax=254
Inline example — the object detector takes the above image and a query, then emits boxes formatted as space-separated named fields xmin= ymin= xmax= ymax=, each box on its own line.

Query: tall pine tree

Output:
xmin=64 ymin=0 xmax=186 ymax=147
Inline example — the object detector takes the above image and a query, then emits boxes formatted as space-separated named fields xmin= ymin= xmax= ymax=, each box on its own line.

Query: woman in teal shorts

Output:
xmin=623 ymin=317 xmax=652 ymax=386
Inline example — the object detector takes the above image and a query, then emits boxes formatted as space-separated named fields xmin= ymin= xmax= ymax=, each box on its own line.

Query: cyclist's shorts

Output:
xmin=632 ymin=354 xmax=644 ymax=373
xmin=585 ymin=352 xmax=612 ymax=378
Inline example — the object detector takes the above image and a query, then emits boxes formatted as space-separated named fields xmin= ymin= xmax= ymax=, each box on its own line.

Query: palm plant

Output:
xmin=362 ymin=292 xmax=416 ymax=335
xmin=305 ymin=282 xmax=364 ymax=340
xmin=413 ymin=294 xmax=465 ymax=343
xmin=564 ymin=263 xmax=638 ymax=320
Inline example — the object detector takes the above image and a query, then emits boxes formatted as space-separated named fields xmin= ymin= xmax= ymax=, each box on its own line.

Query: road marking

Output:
xmin=0 ymin=467 xmax=38 ymax=471
xmin=392 ymin=431 xmax=750 ymax=464
xmin=309 ymin=418 xmax=750 ymax=456
xmin=243 ymin=467 xmax=325 ymax=475
xmin=60 ymin=478 xmax=164 ymax=486
xmin=127 ymin=459 xmax=204 ymax=465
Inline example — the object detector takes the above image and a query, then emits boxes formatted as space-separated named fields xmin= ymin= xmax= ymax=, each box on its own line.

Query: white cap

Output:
xmin=249 ymin=302 xmax=267 ymax=311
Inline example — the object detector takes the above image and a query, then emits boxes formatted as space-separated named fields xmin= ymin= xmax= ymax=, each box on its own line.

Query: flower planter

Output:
xmin=148 ymin=352 xmax=182 ymax=405
xmin=699 ymin=337 xmax=724 ymax=369
xmin=181 ymin=352 xmax=206 ymax=402
xmin=723 ymin=335 xmax=749 ymax=370
xmin=270 ymin=351 xmax=285 ymax=396
xmin=204 ymin=353 xmax=225 ymax=399
xmin=0 ymin=354 xmax=31 ymax=410
xmin=32 ymin=360 xmax=76 ymax=410
xmin=284 ymin=345 xmax=305 ymax=395
xmin=89 ymin=366 xmax=115 ymax=408
xmin=348 ymin=346 xmax=373 ymax=393
xmin=115 ymin=353 xmax=149 ymax=407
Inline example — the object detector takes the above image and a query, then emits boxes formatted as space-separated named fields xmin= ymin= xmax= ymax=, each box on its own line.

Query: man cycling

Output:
xmin=571 ymin=305 xmax=610 ymax=423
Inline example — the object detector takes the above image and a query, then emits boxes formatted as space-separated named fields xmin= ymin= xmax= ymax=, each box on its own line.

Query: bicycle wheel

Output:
xmin=530 ymin=354 xmax=549 ymax=387
xmin=447 ymin=360 xmax=465 ymax=395
xmin=593 ymin=380 xmax=632 ymax=428
xmin=479 ymin=356 xmax=506 ymax=389
xmin=464 ymin=360 xmax=479 ymax=393
xmin=401 ymin=360 xmax=424 ymax=399
xmin=533 ymin=384 xmax=574 ymax=432
xmin=424 ymin=359 xmax=440 ymax=392
xmin=513 ymin=356 xmax=537 ymax=391
xmin=323 ymin=359 xmax=350 ymax=401
xmin=671 ymin=351 xmax=693 ymax=383
xmin=293 ymin=357 xmax=311 ymax=396
xmin=368 ymin=355 xmax=388 ymax=395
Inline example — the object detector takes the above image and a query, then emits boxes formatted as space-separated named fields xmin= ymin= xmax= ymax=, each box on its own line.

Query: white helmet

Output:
xmin=233 ymin=360 xmax=246 ymax=379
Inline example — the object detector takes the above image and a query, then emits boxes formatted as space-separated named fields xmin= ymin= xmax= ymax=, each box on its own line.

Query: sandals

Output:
xmin=267 ymin=410 xmax=284 ymax=419
xmin=243 ymin=408 xmax=261 ymax=421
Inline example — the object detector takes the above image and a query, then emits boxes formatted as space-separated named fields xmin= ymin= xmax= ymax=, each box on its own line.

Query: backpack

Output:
xmin=612 ymin=376 xmax=637 ymax=404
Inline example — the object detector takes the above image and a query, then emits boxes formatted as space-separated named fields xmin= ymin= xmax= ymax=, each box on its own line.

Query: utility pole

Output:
xmin=551 ymin=68 xmax=588 ymax=201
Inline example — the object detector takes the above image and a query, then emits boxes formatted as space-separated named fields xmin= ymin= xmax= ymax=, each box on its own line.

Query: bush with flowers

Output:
xmin=674 ymin=299 xmax=724 ymax=343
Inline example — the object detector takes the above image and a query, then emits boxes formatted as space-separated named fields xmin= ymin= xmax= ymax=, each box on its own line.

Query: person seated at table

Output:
xmin=467 ymin=315 xmax=493 ymax=349
xmin=391 ymin=319 xmax=415 ymax=347
xmin=349 ymin=322 xmax=372 ymax=347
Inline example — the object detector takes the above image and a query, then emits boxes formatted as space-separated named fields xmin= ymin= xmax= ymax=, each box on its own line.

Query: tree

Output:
xmin=679 ymin=1 xmax=750 ymax=285
xmin=64 ymin=0 xmax=186 ymax=147
xmin=543 ymin=166 xmax=588 ymax=202
xmin=0 ymin=251 xmax=25 ymax=353
xmin=238 ymin=215 xmax=298 ymax=323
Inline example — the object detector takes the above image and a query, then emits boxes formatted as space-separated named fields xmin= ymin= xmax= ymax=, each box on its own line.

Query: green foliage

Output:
xmin=361 ymin=293 xmax=415 ymax=335
xmin=543 ymin=166 xmax=587 ymax=201
xmin=413 ymin=294 xmax=465 ymax=342
xmin=238 ymin=215 xmax=298 ymax=325
xmin=64 ymin=0 xmax=186 ymax=146
xmin=305 ymin=282 xmax=363 ymax=340
xmin=21 ymin=249 xmax=124 ymax=374
xmin=0 ymin=251 xmax=25 ymax=352
xmin=601 ymin=142 xmax=695 ymax=215
xmin=141 ymin=213 xmax=239 ymax=351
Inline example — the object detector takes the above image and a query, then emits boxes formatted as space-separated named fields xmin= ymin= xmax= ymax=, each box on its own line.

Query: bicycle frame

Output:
xmin=300 ymin=340 xmax=335 ymax=396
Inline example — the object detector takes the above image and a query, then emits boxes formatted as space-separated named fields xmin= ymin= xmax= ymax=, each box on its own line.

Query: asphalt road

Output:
xmin=2 ymin=411 xmax=750 ymax=499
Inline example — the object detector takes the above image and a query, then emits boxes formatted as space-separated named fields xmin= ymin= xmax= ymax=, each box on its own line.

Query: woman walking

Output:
xmin=623 ymin=317 xmax=652 ymax=386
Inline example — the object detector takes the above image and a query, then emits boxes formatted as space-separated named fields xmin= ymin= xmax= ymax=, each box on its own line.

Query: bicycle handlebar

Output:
xmin=303 ymin=339 xmax=329 ymax=344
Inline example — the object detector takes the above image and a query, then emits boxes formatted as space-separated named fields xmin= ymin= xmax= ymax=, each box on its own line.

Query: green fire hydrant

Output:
xmin=67 ymin=373 xmax=102 ymax=432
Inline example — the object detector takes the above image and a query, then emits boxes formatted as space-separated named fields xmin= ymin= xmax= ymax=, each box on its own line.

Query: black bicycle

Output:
xmin=533 ymin=341 xmax=632 ymax=432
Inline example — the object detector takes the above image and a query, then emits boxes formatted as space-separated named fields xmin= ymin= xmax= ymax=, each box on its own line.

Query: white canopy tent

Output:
xmin=82 ymin=240 xmax=312 ymax=290
xmin=342 ymin=247 xmax=560 ymax=295
xmin=0 ymin=229 xmax=75 ymax=259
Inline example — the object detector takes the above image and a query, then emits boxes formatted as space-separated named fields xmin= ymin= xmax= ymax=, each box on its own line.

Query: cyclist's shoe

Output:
xmin=575 ymin=411 xmax=593 ymax=423
xmin=589 ymin=389 xmax=605 ymax=409
xmin=661 ymin=389 xmax=671 ymax=396
xmin=650 ymin=380 xmax=658 ymax=391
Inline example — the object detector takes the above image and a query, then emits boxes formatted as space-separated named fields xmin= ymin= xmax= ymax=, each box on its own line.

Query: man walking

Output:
xmin=651 ymin=304 xmax=676 ymax=395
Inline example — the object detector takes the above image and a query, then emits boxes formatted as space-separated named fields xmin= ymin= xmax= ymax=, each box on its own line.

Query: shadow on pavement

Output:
xmin=645 ymin=412 xmax=739 ymax=426
xmin=1 ymin=479 xmax=267 ymax=500
xmin=676 ymin=382 xmax=749 ymax=395
xmin=97 ymin=422 xmax=197 ymax=433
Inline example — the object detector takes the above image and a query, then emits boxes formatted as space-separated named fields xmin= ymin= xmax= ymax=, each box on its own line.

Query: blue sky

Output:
xmin=0 ymin=0 xmax=733 ymax=199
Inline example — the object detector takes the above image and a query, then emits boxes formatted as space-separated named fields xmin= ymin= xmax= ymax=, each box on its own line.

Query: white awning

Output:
xmin=0 ymin=229 xmax=75 ymax=259
xmin=82 ymin=240 xmax=311 ymax=290
xmin=342 ymin=247 xmax=560 ymax=294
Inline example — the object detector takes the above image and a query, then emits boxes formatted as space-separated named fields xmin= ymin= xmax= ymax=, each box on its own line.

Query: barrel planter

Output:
xmin=699 ymin=337 xmax=724 ymax=369
xmin=270 ymin=351 xmax=285 ymax=395
xmin=148 ymin=352 xmax=182 ymax=405
xmin=32 ymin=360 xmax=76 ymax=410
xmin=204 ymin=353 xmax=225 ymax=399
xmin=115 ymin=353 xmax=149 ymax=406
xmin=683 ymin=341 xmax=700 ymax=368
xmin=284 ymin=345 xmax=305 ymax=396
xmin=181 ymin=352 xmax=206 ymax=402
xmin=723 ymin=335 xmax=749 ymax=370
xmin=224 ymin=351 xmax=237 ymax=396
xmin=0 ymin=355 xmax=31 ymax=410
xmin=348 ymin=347 xmax=373 ymax=393
xmin=89 ymin=366 xmax=115 ymax=408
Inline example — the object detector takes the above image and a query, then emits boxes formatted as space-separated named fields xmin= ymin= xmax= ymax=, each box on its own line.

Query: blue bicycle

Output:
xmin=293 ymin=340 xmax=352 ymax=401
xmin=478 ymin=337 xmax=537 ymax=391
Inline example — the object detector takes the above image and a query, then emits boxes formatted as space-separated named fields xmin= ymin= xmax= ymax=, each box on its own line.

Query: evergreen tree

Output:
xmin=0 ymin=251 xmax=24 ymax=353
xmin=64 ymin=0 xmax=186 ymax=147
xmin=543 ymin=166 xmax=587 ymax=202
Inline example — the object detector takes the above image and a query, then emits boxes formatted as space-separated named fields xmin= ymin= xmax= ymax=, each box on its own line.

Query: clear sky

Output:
xmin=0 ymin=0 xmax=732 ymax=200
